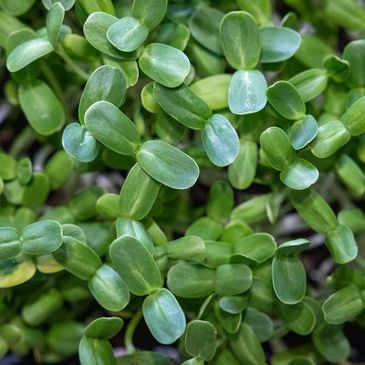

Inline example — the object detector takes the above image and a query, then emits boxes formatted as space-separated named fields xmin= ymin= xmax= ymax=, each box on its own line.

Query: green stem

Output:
xmin=41 ymin=61 xmax=64 ymax=103
xmin=9 ymin=126 xmax=34 ymax=158
xmin=56 ymin=46 xmax=89 ymax=81
xmin=124 ymin=309 xmax=143 ymax=354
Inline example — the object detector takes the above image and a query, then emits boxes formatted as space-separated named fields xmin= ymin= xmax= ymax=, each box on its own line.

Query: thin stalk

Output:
xmin=9 ymin=126 xmax=34 ymax=158
xmin=55 ymin=46 xmax=89 ymax=81
xmin=124 ymin=309 xmax=143 ymax=354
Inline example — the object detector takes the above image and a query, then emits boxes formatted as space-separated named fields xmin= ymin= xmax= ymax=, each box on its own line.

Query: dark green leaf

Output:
xmin=84 ymin=317 xmax=123 ymax=339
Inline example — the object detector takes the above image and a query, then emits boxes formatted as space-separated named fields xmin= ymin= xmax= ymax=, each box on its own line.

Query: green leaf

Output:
xmin=207 ymin=180 xmax=234 ymax=223
xmin=322 ymin=286 xmax=363 ymax=325
xmin=0 ymin=227 xmax=22 ymax=261
xmin=232 ymin=233 xmax=276 ymax=264
xmin=79 ymin=65 xmax=126 ymax=125
xmin=343 ymin=40 xmax=365 ymax=87
xmin=83 ymin=12 xmax=137 ymax=59
xmin=88 ymin=264 xmax=130 ymax=312
xmin=53 ymin=236 xmax=102 ymax=280
xmin=201 ymin=114 xmax=239 ymax=167
xmin=289 ymin=69 xmax=328 ymax=102
xmin=131 ymin=0 xmax=167 ymax=30
xmin=0 ymin=254 xmax=36 ymax=288
xmin=272 ymin=255 xmax=306 ymax=304
xmin=143 ymin=288 xmax=186 ymax=345
xmin=220 ymin=11 xmax=260 ymax=70
xmin=335 ymin=153 xmax=365 ymax=197
xmin=22 ymin=172 xmax=50 ymax=208
xmin=62 ymin=123 xmax=99 ymax=163
xmin=276 ymin=239 xmax=310 ymax=256
xmin=186 ymin=217 xmax=223 ymax=241
xmin=313 ymin=324 xmax=350 ymax=364
xmin=280 ymin=158 xmax=319 ymax=190
xmin=228 ymin=70 xmax=267 ymax=115
xmin=0 ymin=0 xmax=35 ymax=16
xmin=164 ymin=235 xmax=206 ymax=263
xmin=267 ymin=81 xmax=306 ymax=120
xmin=106 ymin=17 xmax=148 ymax=52
xmin=0 ymin=152 xmax=16 ymax=180
xmin=136 ymin=140 xmax=199 ymax=190
xmin=189 ymin=6 xmax=224 ymax=55
xmin=85 ymin=317 xmax=123 ymax=339
xmin=229 ymin=323 xmax=265 ymax=365
xmin=47 ymin=322 xmax=84 ymax=356
xmin=22 ymin=288 xmax=63 ymax=326
xmin=109 ymin=235 xmax=162 ymax=296
xmin=260 ymin=26 xmax=301 ymax=63
xmin=79 ymin=336 xmax=115 ymax=365
xmin=185 ymin=320 xmax=217 ymax=361
xmin=42 ymin=0 xmax=75 ymax=10
xmin=139 ymin=43 xmax=190 ymax=88
xmin=153 ymin=83 xmax=212 ymax=129
xmin=219 ymin=296 xmax=248 ymax=314
xmin=310 ymin=120 xmax=351 ymax=158
xmin=340 ymin=96 xmax=365 ymax=135
xmin=324 ymin=56 xmax=350 ymax=83
xmin=16 ymin=156 xmax=32 ymax=185
xmin=288 ymin=115 xmax=318 ymax=150
xmin=244 ymin=307 xmax=273 ymax=342
xmin=215 ymin=264 xmax=252 ymax=296
xmin=85 ymin=101 xmax=140 ymax=155
xmin=291 ymin=189 xmax=337 ymax=233
xmin=237 ymin=0 xmax=271 ymax=25
xmin=228 ymin=139 xmax=257 ymax=190
xmin=44 ymin=151 xmax=74 ymax=190
xmin=115 ymin=218 xmax=154 ymax=254
xmin=260 ymin=127 xmax=295 ymax=170
xmin=6 ymin=37 xmax=54 ymax=72
xmin=46 ymin=2 xmax=64 ymax=46
xmin=119 ymin=163 xmax=160 ymax=221
xmin=167 ymin=263 xmax=215 ymax=298
xmin=19 ymin=80 xmax=65 ymax=136
xmin=276 ymin=300 xmax=316 ymax=335
xmin=22 ymin=220 xmax=62 ymax=255
xmin=77 ymin=0 xmax=115 ymax=16
xmin=190 ymin=74 xmax=231 ymax=110
xmin=325 ymin=224 xmax=358 ymax=264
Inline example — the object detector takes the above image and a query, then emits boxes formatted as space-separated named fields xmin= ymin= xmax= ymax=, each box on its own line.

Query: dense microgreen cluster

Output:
xmin=1 ymin=0 xmax=365 ymax=364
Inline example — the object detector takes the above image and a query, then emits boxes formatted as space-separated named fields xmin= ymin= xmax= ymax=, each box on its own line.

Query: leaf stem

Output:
xmin=9 ymin=126 xmax=34 ymax=158
xmin=124 ymin=309 xmax=143 ymax=354
xmin=56 ymin=46 xmax=89 ymax=81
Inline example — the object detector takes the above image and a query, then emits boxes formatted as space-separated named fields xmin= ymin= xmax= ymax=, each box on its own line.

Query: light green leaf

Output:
xmin=139 ymin=43 xmax=190 ymax=88
xmin=119 ymin=163 xmax=161 ymax=220
xmin=6 ymin=37 xmax=54 ymax=72
xmin=23 ymin=220 xmax=62 ymax=255
xmin=136 ymin=140 xmax=199 ymax=190
xmin=0 ymin=254 xmax=36 ymax=288
xmin=260 ymin=26 xmax=301 ymax=63
xmin=143 ymin=288 xmax=186 ymax=344
xmin=220 ymin=11 xmax=260 ymax=70
xmin=280 ymin=158 xmax=319 ymax=190
xmin=79 ymin=336 xmax=115 ymax=365
xmin=85 ymin=101 xmax=140 ymax=155
xmin=46 ymin=2 xmax=64 ymax=46
xmin=88 ymin=264 xmax=130 ymax=312
xmin=288 ymin=115 xmax=318 ymax=150
xmin=62 ymin=123 xmax=99 ymax=163
xmin=131 ymin=0 xmax=167 ymax=30
xmin=0 ymin=227 xmax=22 ymax=261
xmin=109 ymin=235 xmax=162 ymax=296
xmin=84 ymin=316 xmax=123 ymax=340
xmin=267 ymin=81 xmax=306 ymax=120
xmin=79 ymin=65 xmax=126 ymax=125
xmin=19 ymin=80 xmax=65 ymax=136
xmin=185 ymin=320 xmax=217 ymax=361
xmin=106 ymin=17 xmax=148 ymax=52
xmin=153 ymin=83 xmax=212 ymax=129
xmin=228 ymin=70 xmax=267 ymax=115
xmin=340 ymin=96 xmax=365 ymax=135
xmin=272 ymin=255 xmax=306 ymax=304
xmin=201 ymin=114 xmax=239 ymax=167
